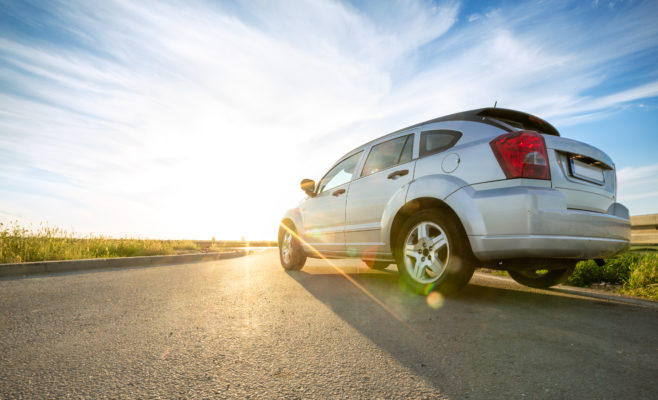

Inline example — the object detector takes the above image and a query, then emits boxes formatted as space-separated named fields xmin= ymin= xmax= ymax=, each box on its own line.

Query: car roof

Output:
xmin=390 ymin=107 xmax=560 ymax=137
xmin=337 ymin=107 xmax=560 ymax=163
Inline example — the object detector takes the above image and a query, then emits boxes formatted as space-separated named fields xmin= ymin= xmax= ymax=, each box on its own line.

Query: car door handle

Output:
xmin=332 ymin=188 xmax=346 ymax=197
xmin=387 ymin=169 xmax=409 ymax=180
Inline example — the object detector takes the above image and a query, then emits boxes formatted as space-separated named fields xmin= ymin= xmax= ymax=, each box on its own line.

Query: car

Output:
xmin=278 ymin=108 xmax=631 ymax=295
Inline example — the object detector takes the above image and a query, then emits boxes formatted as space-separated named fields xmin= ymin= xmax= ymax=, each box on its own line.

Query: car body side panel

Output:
xmin=281 ymin=208 xmax=304 ymax=236
xmin=379 ymin=173 xmax=467 ymax=253
xmin=444 ymin=182 xmax=559 ymax=237
xmin=345 ymin=160 xmax=415 ymax=257
xmin=413 ymin=139 xmax=505 ymax=186
xmin=376 ymin=182 xmax=414 ymax=258
xmin=299 ymin=182 xmax=349 ymax=254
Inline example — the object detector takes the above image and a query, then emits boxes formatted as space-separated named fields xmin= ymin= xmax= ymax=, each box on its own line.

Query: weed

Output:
xmin=0 ymin=221 xmax=199 ymax=263
xmin=566 ymin=252 xmax=658 ymax=301
xmin=620 ymin=254 xmax=658 ymax=300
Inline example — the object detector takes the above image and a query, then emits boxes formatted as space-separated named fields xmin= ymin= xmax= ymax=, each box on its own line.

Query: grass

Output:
xmin=565 ymin=252 xmax=658 ymax=300
xmin=479 ymin=249 xmax=658 ymax=301
xmin=620 ymin=254 xmax=658 ymax=299
xmin=0 ymin=221 xmax=273 ymax=264
xmin=3 ymin=221 xmax=655 ymax=300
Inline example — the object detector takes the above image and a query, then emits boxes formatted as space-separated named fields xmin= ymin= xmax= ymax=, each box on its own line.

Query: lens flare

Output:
xmin=278 ymin=222 xmax=410 ymax=326
xmin=426 ymin=291 xmax=444 ymax=309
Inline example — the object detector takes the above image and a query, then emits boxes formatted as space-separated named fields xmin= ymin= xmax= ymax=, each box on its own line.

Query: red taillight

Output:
xmin=489 ymin=130 xmax=551 ymax=180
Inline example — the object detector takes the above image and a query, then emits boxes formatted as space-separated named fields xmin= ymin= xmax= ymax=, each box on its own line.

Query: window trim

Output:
xmin=398 ymin=135 xmax=413 ymax=164
xmin=360 ymin=134 xmax=413 ymax=178
xmin=316 ymin=150 xmax=364 ymax=194
xmin=419 ymin=129 xmax=462 ymax=158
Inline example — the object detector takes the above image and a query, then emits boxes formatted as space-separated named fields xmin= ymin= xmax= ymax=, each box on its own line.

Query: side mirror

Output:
xmin=300 ymin=179 xmax=316 ymax=197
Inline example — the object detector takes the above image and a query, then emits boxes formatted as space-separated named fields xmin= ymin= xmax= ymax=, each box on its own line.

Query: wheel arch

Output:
xmin=279 ymin=209 xmax=303 ymax=244
xmin=278 ymin=218 xmax=295 ymax=243
xmin=388 ymin=197 xmax=474 ymax=260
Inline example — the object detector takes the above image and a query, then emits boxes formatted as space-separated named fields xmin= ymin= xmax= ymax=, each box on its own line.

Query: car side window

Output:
xmin=361 ymin=135 xmax=413 ymax=177
xmin=317 ymin=151 xmax=363 ymax=193
xmin=399 ymin=135 xmax=413 ymax=164
xmin=419 ymin=130 xmax=461 ymax=157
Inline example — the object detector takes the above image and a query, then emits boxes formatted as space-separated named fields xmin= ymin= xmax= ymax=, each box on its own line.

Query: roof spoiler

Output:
xmin=477 ymin=108 xmax=560 ymax=136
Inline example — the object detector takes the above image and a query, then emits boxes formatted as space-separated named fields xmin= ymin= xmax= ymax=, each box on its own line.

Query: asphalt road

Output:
xmin=1 ymin=249 xmax=656 ymax=399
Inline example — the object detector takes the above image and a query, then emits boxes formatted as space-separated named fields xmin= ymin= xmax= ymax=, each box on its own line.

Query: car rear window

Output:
xmin=419 ymin=130 xmax=461 ymax=157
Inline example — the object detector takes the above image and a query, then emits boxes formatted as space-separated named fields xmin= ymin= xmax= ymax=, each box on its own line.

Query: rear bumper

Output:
xmin=444 ymin=184 xmax=631 ymax=261
xmin=469 ymin=235 xmax=629 ymax=260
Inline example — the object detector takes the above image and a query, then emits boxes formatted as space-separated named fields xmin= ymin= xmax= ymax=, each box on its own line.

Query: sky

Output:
xmin=0 ymin=0 xmax=657 ymax=240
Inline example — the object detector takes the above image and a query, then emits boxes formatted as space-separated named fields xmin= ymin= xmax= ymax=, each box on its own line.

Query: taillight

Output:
xmin=489 ymin=130 xmax=551 ymax=180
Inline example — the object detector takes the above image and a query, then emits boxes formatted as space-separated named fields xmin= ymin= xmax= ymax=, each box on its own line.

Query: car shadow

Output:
xmin=286 ymin=265 xmax=658 ymax=399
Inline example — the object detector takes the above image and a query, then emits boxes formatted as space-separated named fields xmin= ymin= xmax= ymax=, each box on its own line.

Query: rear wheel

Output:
xmin=508 ymin=265 xmax=575 ymax=289
xmin=395 ymin=209 xmax=474 ymax=295
xmin=278 ymin=223 xmax=306 ymax=271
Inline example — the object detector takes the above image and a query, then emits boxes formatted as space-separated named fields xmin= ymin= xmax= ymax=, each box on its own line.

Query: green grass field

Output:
xmin=0 ymin=221 xmax=272 ymax=264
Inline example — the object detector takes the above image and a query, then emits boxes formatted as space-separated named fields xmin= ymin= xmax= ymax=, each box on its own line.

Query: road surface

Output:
xmin=1 ymin=249 xmax=656 ymax=399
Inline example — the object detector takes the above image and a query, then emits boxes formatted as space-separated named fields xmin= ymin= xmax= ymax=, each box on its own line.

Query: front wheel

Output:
xmin=508 ymin=265 xmax=575 ymax=289
xmin=278 ymin=224 xmax=306 ymax=271
xmin=395 ymin=209 xmax=474 ymax=295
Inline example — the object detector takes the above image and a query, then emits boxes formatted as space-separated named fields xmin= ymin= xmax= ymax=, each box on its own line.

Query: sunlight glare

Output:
xmin=426 ymin=291 xmax=444 ymax=309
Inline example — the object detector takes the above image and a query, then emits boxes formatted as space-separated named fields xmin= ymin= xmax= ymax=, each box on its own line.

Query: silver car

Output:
xmin=278 ymin=108 xmax=631 ymax=295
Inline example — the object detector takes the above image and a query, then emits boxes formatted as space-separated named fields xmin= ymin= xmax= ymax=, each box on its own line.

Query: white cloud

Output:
xmin=0 ymin=0 xmax=459 ymax=239
xmin=1 ymin=0 xmax=657 ymax=238
xmin=617 ymin=163 xmax=658 ymax=185
xmin=617 ymin=163 xmax=658 ymax=214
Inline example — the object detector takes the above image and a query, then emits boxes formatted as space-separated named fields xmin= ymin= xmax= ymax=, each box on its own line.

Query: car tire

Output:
xmin=278 ymin=223 xmax=307 ymax=271
xmin=395 ymin=209 xmax=474 ymax=295
xmin=364 ymin=260 xmax=391 ymax=270
xmin=508 ymin=265 xmax=575 ymax=289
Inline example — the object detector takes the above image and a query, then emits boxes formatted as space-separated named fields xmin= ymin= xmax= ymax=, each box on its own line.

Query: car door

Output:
xmin=345 ymin=133 xmax=416 ymax=258
xmin=301 ymin=151 xmax=364 ymax=257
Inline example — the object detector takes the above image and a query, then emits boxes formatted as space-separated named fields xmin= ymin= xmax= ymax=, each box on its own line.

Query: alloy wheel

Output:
xmin=281 ymin=231 xmax=293 ymax=265
xmin=403 ymin=221 xmax=450 ymax=284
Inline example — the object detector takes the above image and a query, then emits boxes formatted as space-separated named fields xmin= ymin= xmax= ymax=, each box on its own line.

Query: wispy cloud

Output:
xmin=0 ymin=0 xmax=461 ymax=238
xmin=617 ymin=163 xmax=658 ymax=213
xmin=1 ymin=0 xmax=657 ymax=238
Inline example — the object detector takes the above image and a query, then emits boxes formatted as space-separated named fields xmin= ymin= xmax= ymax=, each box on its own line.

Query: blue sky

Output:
xmin=1 ymin=0 xmax=657 ymax=239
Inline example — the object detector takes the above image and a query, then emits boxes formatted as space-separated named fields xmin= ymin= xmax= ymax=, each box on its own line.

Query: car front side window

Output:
xmin=317 ymin=151 xmax=363 ymax=193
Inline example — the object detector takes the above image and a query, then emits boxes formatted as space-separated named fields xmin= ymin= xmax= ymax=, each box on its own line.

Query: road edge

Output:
xmin=474 ymin=272 xmax=658 ymax=309
xmin=0 ymin=251 xmax=251 ymax=278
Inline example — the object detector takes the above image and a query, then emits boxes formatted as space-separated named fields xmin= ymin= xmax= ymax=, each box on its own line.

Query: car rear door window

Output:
xmin=317 ymin=151 xmax=363 ymax=193
xmin=419 ymin=130 xmax=461 ymax=157
xmin=399 ymin=135 xmax=413 ymax=164
xmin=361 ymin=135 xmax=413 ymax=177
